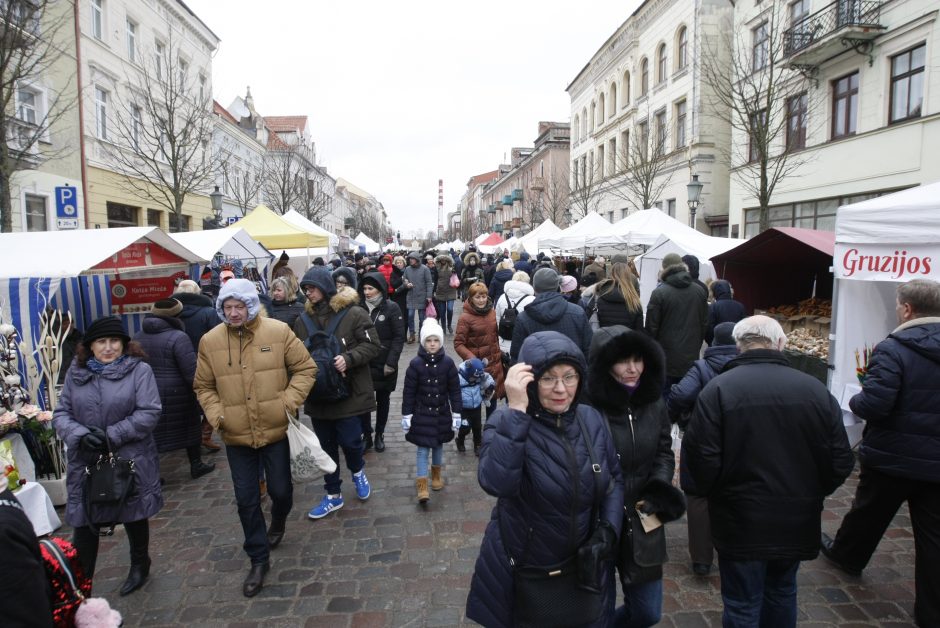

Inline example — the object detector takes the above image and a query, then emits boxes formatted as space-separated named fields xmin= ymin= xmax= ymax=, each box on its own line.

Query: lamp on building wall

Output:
xmin=204 ymin=185 xmax=225 ymax=230
xmin=686 ymin=174 xmax=704 ymax=229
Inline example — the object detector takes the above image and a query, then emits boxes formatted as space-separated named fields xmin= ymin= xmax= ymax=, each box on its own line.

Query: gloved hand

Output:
xmin=401 ymin=415 xmax=412 ymax=432
xmin=452 ymin=413 xmax=462 ymax=431
xmin=577 ymin=521 xmax=617 ymax=592
xmin=80 ymin=426 xmax=107 ymax=454
xmin=383 ymin=364 xmax=395 ymax=376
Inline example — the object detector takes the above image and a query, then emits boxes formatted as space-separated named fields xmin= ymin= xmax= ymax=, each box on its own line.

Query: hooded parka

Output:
xmin=705 ymin=280 xmax=746 ymax=345
xmin=509 ymin=291 xmax=594 ymax=363
xmin=466 ymin=332 xmax=625 ymax=628
xmin=403 ymin=253 xmax=434 ymax=310
xmin=460 ymin=252 xmax=485 ymax=288
xmin=645 ymin=264 xmax=708 ymax=378
xmin=453 ymin=298 xmax=505 ymax=399
xmin=433 ymin=254 xmax=458 ymax=302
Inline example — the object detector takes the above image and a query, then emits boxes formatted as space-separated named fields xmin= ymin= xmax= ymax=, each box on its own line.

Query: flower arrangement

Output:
xmin=854 ymin=344 xmax=875 ymax=385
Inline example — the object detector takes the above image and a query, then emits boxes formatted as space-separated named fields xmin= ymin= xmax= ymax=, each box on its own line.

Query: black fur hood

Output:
xmin=587 ymin=325 xmax=666 ymax=412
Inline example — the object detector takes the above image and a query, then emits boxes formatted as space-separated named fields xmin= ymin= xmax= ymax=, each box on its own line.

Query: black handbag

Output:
xmin=83 ymin=435 xmax=138 ymax=536
xmin=498 ymin=414 xmax=608 ymax=628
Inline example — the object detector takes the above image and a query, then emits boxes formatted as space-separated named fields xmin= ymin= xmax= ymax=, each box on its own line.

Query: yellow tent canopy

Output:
xmin=229 ymin=204 xmax=329 ymax=249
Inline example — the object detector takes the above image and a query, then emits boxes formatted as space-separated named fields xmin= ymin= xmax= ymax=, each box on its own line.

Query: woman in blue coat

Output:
xmin=466 ymin=331 xmax=625 ymax=628
xmin=53 ymin=315 xmax=163 ymax=596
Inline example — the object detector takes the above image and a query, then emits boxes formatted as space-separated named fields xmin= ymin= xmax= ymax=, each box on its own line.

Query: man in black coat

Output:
xmin=683 ymin=315 xmax=854 ymax=627
xmin=822 ymin=279 xmax=940 ymax=627
xmin=509 ymin=268 xmax=593 ymax=364
xmin=705 ymin=280 xmax=747 ymax=345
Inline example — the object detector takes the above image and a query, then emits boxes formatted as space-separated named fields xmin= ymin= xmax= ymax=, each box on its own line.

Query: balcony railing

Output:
xmin=784 ymin=0 xmax=883 ymax=57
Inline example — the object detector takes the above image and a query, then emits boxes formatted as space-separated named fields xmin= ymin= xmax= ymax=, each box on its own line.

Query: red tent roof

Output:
xmin=479 ymin=233 xmax=504 ymax=246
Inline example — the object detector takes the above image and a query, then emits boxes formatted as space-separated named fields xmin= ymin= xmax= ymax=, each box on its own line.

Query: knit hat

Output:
xmin=151 ymin=298 xmax=183 ymax=318
xmin=458 ymin=358 xmax=487 ymax=382
xmin=532 ymin=267 xmax=561 ymax=293
xmin=420 ymin=317 xmax=444 ymax=346
xmin=83 ymin=315 xmax=130 ymax=347
xmin=216 ymin=278 xmax=261 ymax=323
xmin=661 ymin=253 xmax=683 ymax=269
xmin=560 ymin=275 xmax=578 ymax=294
xmin=712 ymin=322 xmax=737 ymax=347
xmin=299 ymin=267 xmax=337 ymax=298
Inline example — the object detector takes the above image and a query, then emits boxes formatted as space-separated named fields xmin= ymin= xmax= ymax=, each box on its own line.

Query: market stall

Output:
xmin=588 ymin=207 xmax=705 ymax=251
xmin=538 ymin=212 xmax=611 ymax=251
xmin=229 ymin=204 xmax=329 ymax=250
xmin=476 ymin=232 xmax=505 ymax=254
xmin=354 ymin=232 xmax=382 ymax=254
xmin=511 ymin=219 xmax=562 ymax=256
xmin=282 ymin=210 xmax=339 ymax=254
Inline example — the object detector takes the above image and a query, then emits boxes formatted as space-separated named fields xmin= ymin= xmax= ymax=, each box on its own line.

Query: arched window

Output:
xmin=598 ymin=93 xmax=605 ymax=125
xmin=623 ymin=71 xmax=631 ymax=105
xmin=573 ymin=114 xmax=580 ymax=142
xmin=640 ymin=58 xmax=649 ymax=96
xmin=657 ymin=44 xmax=667 ymax=83
xmin=609 ymin=83 xmax=617 ymax=116
xmin=590 ymin=101 xmax=596 ymax=129
xmin=581 ymin=107 xmax=588 ymax=137
xmin=676 ymin=26 xmax=688 ymax=70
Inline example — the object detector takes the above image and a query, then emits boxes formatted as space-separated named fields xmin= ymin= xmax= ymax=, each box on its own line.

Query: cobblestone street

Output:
xmin=70 ymin=318 xmax=918 ymax=627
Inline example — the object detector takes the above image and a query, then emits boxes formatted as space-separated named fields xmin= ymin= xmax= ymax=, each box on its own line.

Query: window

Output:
xmin=16 ymin=88 xmax=37 ymax=125
xmin=154 ymin=41 xmax=164 ymax=79
xmin=620 ymin=130 xmax=629 ymax=170
xmin=598 ymin=145 xmax=605 ymax=178
xmin=168 ymin=213 xmax=190 ymax=232
xmin=657 ymin=44 xmax=667 ymax=83
xmin=890 ymin=44 xmax=925 ymax=123
xmin=832 ymin=71 xmax=859 ymax=138
xmin=677 ymin=27 xmax=688 ymax=70
xmin=131 ymin=105 xmax=142 ymax=149
xmin=178 ymin=58 xmax=188 ymax=84
xmin=739 ymin=192 xmax=907 ymax=237
xmin=94 ymin=86 xmax=108 ymax=139
xmin=655 ymin=110 xmax=667 ymax=154
xmin=752 ymin=22 xmax=769 ymax=71
xmin=24 ymin=194 xmax=47 ymax=232
xmin=609 ymin=83 xmax=617 ymax=116
xmin=608 ymin=138 xmax=616 ymax=174
xmin=598 ymin=94 xmax=605 ymax=125
xmin=790 ymin=0 xmax=810 ymax=25
xmin=786 ymin=92 xmax=807 ymax=150
xmin=199 ymin=75 xmax=206 ymax=103
xmin=590 ymin=101 xmax=596 ymax=130
xmin=107 ymin=202 xmax=138 ymax=228
xmin=666 ymin=199 xmax=676 ymax=218
xmin=581 ymin=107 xmax=587 ymax=137
xmin=748 ymin=109 xmax=767 ymax=162
xmin=640 ymin=58 xmax=649 ymax=96
xmin=789 ymin=0 xmax=812 ymax=48
xmin=573 ymin=115 xmax=580 ymax=143
xmin=638 ymin=121 xmax=649 ymax=160
xmin=91 ymin=0 xmax=103 ymax=40
xmin=147 ymin=209 xmax=161 ymax=227
xmin=126 ymin=18 xmax=136 ymax=62
xmin=675 ymin=100 xmax=687 ymax=148
xmin=622 ymin=71 xmax=630 ymax=106
xmin=608 ymin=211 xmax=614 ymax=223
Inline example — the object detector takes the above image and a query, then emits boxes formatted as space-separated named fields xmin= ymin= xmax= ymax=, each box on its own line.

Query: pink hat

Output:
xmin=560 ymin=275 xmax=577 ymax=293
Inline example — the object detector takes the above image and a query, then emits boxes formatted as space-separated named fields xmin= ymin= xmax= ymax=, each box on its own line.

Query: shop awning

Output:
xmin=229 ymin=205 xmax=329 ymax=249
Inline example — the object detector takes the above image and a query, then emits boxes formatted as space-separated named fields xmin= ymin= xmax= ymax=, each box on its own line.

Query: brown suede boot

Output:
xmin=431 ymin=465 xmax=444 ymax=491
xmin=407 ymin=332 xmax=416 ymax=344
xmin=416 ymin=477 xmax=429 ymax=503
xmin=201 ymin=418 xmax=220 ymax=452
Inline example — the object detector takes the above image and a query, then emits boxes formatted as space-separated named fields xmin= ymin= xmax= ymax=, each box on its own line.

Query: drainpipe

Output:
xmin=73 ymin=0 xmax=91 ymax=228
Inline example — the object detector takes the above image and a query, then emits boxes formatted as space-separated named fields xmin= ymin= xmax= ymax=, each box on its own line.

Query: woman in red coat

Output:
xmin=454 ymin=282 xmax=505 ymax=419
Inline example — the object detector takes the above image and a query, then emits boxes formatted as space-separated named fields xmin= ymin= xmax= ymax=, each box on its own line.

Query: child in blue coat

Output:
xmin=456 ymin=358 xmax=495 ymax=455
xmin=402 ymin=318 xmax=462 ymax=503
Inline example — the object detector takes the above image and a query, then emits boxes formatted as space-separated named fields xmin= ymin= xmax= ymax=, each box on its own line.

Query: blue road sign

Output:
xmin=55 ymin=185 xmax=79 ymax=229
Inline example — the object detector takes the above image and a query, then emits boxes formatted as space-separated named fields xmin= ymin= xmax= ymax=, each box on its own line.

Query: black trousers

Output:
xmin=363 ymin=390 xmax=392 ymax=436
xmin=829 ymin=465 xmax=940 ymax=626
xmin=72 ymin=519 xmax=150 ymax=578
xmin=457 ymin=405 xmax=483 ymax=446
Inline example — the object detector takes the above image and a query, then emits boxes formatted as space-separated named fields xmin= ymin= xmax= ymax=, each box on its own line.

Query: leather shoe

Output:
xmin=190 ymin=460 xmax=216 ymax=479
xmin=243 ymin=561 xmax=270 ymax=597
xmin=820 ymin=533 xmax=862 ymax=576
xmin=363 ymin=433 xmax=373 ymax=452
xmin=119 ymin=557 xmax=151 ymax=596
xmin=267 ymin=519 xmax=286 ymax=549
xmin=374 ymin=433 xmax=385 ymax=452
xmin=201 ymin=437 xmax=221 ymax=453
xmin=692 ymin=562 xmax=711 ymax=576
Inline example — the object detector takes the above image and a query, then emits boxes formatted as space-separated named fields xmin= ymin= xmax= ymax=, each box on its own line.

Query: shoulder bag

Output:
xmin=83 ymin=435 xmax=137 ymax=536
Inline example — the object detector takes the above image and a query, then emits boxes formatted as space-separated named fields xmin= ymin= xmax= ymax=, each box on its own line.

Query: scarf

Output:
xmin=86 ymin=354 xmax=127 ymax=374
xmin=365 ymin=294 xmax=383 ymax=312
xmin=471 ymin=300 xmax=492 ymax=315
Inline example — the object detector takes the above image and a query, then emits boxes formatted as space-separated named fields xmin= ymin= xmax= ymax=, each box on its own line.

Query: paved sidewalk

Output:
xmin=71 ymin=315 xmax=917 ymax=627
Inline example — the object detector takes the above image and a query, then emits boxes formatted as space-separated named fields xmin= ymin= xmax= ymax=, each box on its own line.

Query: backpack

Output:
xmin=498 ymin=295 xmax=524 ymax=341
xmin=299 ymin=309 xmax=351 ymax=402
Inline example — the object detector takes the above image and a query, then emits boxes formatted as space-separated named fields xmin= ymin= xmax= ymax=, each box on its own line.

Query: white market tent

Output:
xmin=501 ymin=236 xmax=518 ymax=253
xmin=170 ymin=228 xmax=274 ymax=273
xmin=538 ymin=212 xmax=611 ymax=251
xmin=451 ymin=238 xmax=465 ymax=251
xmin=354 ymin=232 xmax=382 ymax=254
xmin=592 ymin=208 xmax=706 ymax=249
xmin=282 ymin=210 xmax=340 ymax=251
xmin=511 ymin=219 xmax=563 ymax=255
xmin=830 ymin=181 xmax=940 ymax=444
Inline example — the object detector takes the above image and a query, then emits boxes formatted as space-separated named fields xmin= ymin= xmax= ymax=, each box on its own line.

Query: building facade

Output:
xmin=212 ymin=99 xmax=266 ymax=222
xmin=729 ymin=0 xmax=940 ymax=236
xmin=568 ymin=0 xmax=734 ymax=234
xmin=457 ymin=169 xmax=500 ymax=240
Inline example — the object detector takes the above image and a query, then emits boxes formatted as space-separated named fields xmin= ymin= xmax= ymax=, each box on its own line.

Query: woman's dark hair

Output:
xmin=75 ymin=340 xmax=147 ymax=367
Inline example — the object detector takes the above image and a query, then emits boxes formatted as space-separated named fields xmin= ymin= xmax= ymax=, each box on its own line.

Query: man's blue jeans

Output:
xmin=416 ymin=445 xmax=443 ymax=478
xmin=225 ymin=437 xmax=293 ymax=565
xmin=312 ymin=415 xmax=364 ymax=495
xmin=718 ymin=557 xmax=799 ymax=628
xmin=406 ymin=307 xmax=427 ymax=334
xmin=610 ymin=577 xmax=663 ymax=627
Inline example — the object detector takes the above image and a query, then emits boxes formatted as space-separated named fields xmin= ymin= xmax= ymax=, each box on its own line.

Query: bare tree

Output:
xmin=605 ymin=102 xmax=676 ymax=212
xmin=568 ymin=154 xmax=604 ymax=221
xmin=296 ymin=166 xmax=331 ymax=224
xmin=108 ymin=34 xmax=215 ymax=232
xmin=701 ymin=1 xmax=813 ymax=232
xmin=217 ymin=145 xmax=265 ymax=216
xmin=346 ymin=201 xmax=384 ymax=242
xmin=524 ymin=164 xmax=571 ymax=230
xmin=474 ymin=210 xmax=489 ymax=237
xmin=0 ymin=0 xmax=75 ymax=231
xmin=261 ymin=142 xmax=308 ymax=215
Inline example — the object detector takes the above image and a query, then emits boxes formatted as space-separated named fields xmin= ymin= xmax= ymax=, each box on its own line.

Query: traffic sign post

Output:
xmin=55 ymin=185 xmax=79 ymax=230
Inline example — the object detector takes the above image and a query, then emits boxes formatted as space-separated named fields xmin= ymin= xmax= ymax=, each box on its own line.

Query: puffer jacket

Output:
xmin=645 ymin=264 xmax=708 ymax=377
xmin=453 ymin=299 xmax=505 ymax=399
xmin=459 ymin=368 xmax=495 ymax=409
xmin=174 ymin=291 xmax=220 ymax=352
xmin=270 ymin=299 xmax=304 ymax=327
xmin=510 ymin=291 xmax=593 ymax=363
xmin=851 ymin=318 xmax=940 ymax=482
xmin=683 ymin=349 xmax=854 ymax=561
xmin=494 ymin=280 xmax=535 ymax=354
xmin=292 ymin=287 xmax=383 ymax=420
xmin=433 ymin=255 xmax=457 ymax=301
xmin=487 ymin=268 xmax=514 ymax=303
xmin=360 ymin=272 xmax=405 ymax=393
xmin=705 ymin=280 xmax=747 ymax=344
xmin=466 ymin=332 xmax=625 ymax=628
xmin=587 ymin=326 xmax=680 ymax=585
xmin=402 ymin=346 xmax=461 ymax=447
xmin=594 ymin=284 xmax=644 ymax=331
xmin=666 ymin=344 xmax=738 ymax=427
xmin=194 ymin=315 xmax=316 ymax=448
xmin=53 ymin=356 xmax=163 ymax=527
xmin=133 ymin=315 xmax=200 ymax=452
xmin=377 ymin=261 xmax=399 ymax=295
xmin=460 ymin=252 xmax=485 ymax=288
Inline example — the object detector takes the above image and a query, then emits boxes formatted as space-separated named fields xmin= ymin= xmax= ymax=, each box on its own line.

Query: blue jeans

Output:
xmin=718 ymin=558 xmax=799 ymax=628
xmin=434 ymin=299 xmax=455 ymax=329
xmin=312 ymin=415 xmax=365 ymax=495
xmin=406 ymin=307 xmax=427 ymax=334
xmin=416 ymin=445 xmax=443 ymax=477
xmin=610 ymin=578 xmax=663 ymax=628
xmin=225 ymin=438 xmax=293 ymax=564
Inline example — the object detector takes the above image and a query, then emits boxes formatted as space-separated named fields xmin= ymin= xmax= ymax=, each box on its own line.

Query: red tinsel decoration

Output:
xmin=40 ymin=537 xmax=92 ymax=628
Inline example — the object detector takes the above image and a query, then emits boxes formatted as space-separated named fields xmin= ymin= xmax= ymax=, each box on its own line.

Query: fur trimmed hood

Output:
xmin=660 ymin=263 xmax=692 ymax=288
xmin=303 ymin=285 xmax=360 ymax=315
xmin=587 ymin=325 xmax=666 ymax=412
xmin=435 ymin=254 xmax=454 ymax=270
xmin=463 ymin=251 xmax=481 ymax=266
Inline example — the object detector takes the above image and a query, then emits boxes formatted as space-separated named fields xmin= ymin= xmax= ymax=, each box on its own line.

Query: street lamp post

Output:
xmin=686 ymin=174 xmax=704 ymax=229
xmin=205 ymin=185 xmax=224 ymax=230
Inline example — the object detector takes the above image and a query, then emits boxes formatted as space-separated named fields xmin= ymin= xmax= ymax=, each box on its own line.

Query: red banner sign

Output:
xmin=110 ymin=271 xmax=188 ymax=314
xmin=92 ymin=242 xmax=187 ymax=272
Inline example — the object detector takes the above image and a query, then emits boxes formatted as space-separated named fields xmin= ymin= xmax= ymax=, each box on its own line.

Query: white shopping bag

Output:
xmin=287 ymin=412 xmax=337 ymax=481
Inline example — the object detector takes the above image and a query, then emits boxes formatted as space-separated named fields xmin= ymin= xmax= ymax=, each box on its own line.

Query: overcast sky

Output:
xmin=186 ymin=0 xmax=641 ymax=238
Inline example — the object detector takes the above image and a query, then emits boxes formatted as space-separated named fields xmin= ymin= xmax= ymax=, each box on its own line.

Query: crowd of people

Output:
xmin=3 ymin=243 xmax=936 ymax=628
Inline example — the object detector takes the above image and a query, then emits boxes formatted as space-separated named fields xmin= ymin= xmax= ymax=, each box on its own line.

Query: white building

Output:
xmin=728 ymin=0 xmax=940 ymax=237
xmin=568 ymin=0 xmax=734 ymax=235
xmin=212 ymin=100 xmax=266 ymax=222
